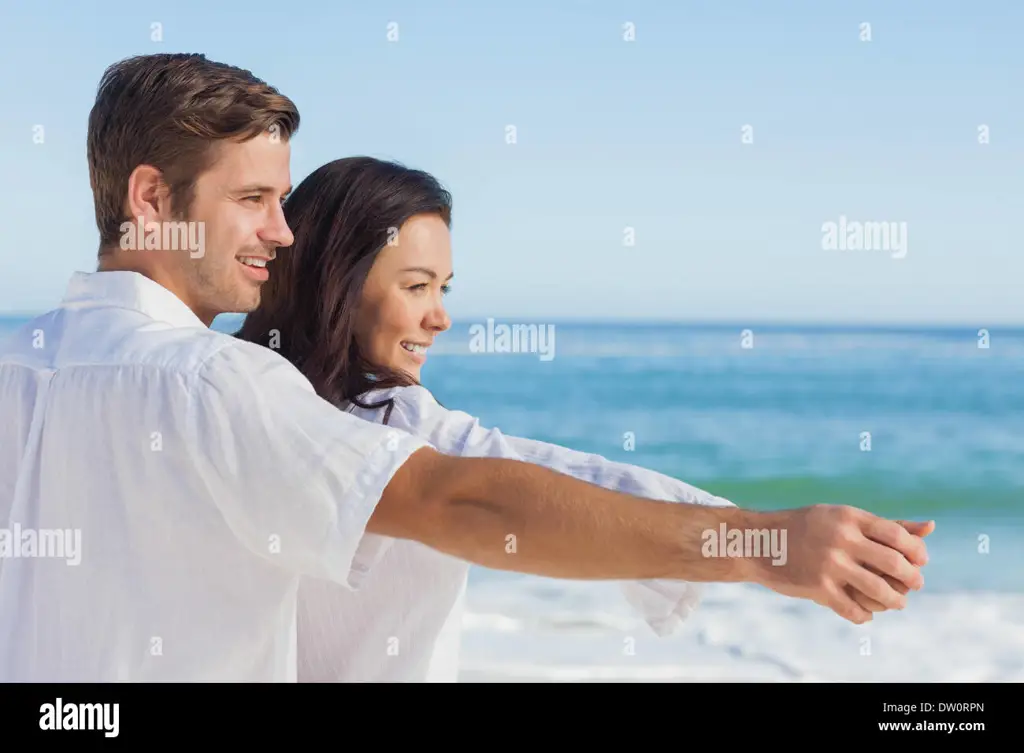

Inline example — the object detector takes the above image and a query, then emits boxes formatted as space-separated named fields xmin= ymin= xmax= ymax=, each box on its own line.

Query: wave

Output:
xmin=677 ymin=475 xmax=1023 ymax=518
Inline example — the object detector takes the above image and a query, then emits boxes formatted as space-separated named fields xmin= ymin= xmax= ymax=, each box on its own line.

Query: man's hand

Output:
xmin=847 ymin=519 xmax=934 ymax=614
xmin=748 ymin=506 xmax=930 ymax=624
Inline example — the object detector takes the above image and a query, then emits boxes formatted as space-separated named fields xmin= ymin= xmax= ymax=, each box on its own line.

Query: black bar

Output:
xmin=0 ymin=681 xmax=1006 ymax=745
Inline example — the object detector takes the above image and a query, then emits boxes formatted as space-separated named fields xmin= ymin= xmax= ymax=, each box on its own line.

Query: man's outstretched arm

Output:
xmin=371 ymin=447 xmax=751 ymax=582
xmin=196 ymin=342 xmax=928 ymax=626
xmin=371 ymin=447 xmax=929 ymax=624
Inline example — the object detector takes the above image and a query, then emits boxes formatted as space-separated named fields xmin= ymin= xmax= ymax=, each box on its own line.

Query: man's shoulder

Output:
xmin=96 ymin=320 xmax=292 ymax=386
xmin=0 ymin=308 xmax=307 ymax=392
xmin=191 ymin=334 xmax=313 ymax=391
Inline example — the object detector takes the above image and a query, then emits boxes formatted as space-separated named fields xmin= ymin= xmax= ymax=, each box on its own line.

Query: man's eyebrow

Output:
xmin=236 ymin=185 xmax=293 ymax=198
xmin=401 ymin=267 xmax=454 ymax=281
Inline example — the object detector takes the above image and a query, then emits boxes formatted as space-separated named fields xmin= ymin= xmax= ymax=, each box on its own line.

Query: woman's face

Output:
xmin=355 ymin=213 xmax=453 ymax=381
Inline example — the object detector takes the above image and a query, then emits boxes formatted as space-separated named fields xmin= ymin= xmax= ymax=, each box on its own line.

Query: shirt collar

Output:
xmin=60 ymin=271 xmax=208 ymax=329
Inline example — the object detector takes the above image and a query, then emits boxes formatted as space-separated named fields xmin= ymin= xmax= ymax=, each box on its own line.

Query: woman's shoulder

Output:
xmin=342 ymin=384 xmax=440 ymax=425
xmin=358 ymin=383 xmax=437 ymax=406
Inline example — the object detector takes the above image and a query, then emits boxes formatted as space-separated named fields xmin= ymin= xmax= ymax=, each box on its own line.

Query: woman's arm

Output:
xmin=362 ymin=385 xmax=736 ymax=637
xmin=497 ymin=432 xmax=733 ymax=635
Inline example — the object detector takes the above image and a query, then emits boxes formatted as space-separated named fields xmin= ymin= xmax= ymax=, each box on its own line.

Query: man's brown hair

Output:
xmin=87 ymin=53 xmax=300 ymax=255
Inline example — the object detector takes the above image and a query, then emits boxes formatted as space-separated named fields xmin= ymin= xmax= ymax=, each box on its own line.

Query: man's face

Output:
xmin=172 ymin=132 xmax=293 ymax=324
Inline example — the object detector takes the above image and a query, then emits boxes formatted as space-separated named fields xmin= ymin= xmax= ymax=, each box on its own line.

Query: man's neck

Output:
xmin=97 ymin=252 xmax=214 ymax=327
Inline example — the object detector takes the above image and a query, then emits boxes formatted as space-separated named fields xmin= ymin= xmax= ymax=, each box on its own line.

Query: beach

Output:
xmin=458 ymin=570 xmax=1024 ymax=683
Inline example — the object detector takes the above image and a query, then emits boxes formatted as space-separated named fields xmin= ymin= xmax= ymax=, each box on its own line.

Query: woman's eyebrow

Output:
xmin=400 ymin=267 xmax=454 ymax=281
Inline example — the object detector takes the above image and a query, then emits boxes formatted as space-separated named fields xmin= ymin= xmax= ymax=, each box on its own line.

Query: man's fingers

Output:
xmin=846 ymin=584 xmax=887 ymax=612
xmin=897 ymin=519 xmax=935 ymax=538
xmin=857 ymin=537 xmax=924 ymax=590
xmin=848 ymin=564 xmax=912 ymax=612
xmin=826 ymin=583 xmax=873 ymax=624
xmin=842 ymin=557 xmax=906 ymax=610
xmin=867 ymin=564 xmax=910 ymax=595
xmin=863 ymin=516 xmax=929 ymax=566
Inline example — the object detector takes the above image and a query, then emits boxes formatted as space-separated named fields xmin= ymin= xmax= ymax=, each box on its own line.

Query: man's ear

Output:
xmin=125 ymin=164 xmax=171 ymax=225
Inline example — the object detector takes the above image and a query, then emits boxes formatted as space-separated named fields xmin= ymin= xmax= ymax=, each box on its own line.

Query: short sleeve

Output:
xmin=186 ymin=340 xmax=431 ymax=588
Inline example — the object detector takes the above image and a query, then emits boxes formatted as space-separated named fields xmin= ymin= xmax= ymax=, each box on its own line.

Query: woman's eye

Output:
xmin=408 ymin=283 xmax=450 ymax=294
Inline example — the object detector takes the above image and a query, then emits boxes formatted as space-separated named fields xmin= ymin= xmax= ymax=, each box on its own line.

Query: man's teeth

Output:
xmin=239 ymin=258 xmax=267 ymax=268
xmin=401 ymin=342 xmax=427 ymax=354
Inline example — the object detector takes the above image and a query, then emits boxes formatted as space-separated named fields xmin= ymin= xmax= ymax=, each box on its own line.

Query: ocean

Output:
xmin=3 ymin=315 xmax=1022 ymax=681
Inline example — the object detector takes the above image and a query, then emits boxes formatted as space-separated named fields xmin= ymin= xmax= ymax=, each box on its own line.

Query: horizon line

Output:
xmin=209 ymin=313 xmax=1024 ymax=331
xmin=4 ymin=311 xmax=1022 ymax=332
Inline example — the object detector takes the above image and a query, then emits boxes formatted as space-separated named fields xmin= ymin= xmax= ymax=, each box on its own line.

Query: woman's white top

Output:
xmin=296 ymin=385 xmax=734 ymax=682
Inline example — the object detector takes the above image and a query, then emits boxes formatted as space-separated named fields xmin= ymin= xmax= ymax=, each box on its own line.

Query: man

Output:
xmin=0 ymin=53 xmax=930 ymax=682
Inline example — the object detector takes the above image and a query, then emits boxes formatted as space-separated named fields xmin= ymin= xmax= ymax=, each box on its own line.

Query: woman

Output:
xmin=234 ymin=157 xmax=734 ymax=681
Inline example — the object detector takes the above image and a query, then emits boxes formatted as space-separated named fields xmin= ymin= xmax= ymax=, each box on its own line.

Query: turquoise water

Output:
xmin=3 ymin=315 xmax=1021 ymax=593
xmin=216 ymin=317 xmax=1024 ymax=595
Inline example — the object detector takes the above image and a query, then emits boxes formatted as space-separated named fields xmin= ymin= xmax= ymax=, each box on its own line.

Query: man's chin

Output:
xmin=213 ymin=295 xmax=261 ymax=319
xmin=237 ymin=295 xmax=261 ymax=314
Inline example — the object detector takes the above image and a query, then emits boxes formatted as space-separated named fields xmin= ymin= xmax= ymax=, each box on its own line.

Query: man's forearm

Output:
xmin=409 ymin=452 xmax=763 ymax=583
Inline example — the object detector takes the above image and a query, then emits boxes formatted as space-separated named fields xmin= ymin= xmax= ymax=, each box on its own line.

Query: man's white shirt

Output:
xmin=0 ymin=269 xmax=735 ymax=683
xmin=0 ymin=270 xmax=429 ymax=682
xmin=297 ymin=384 xmax=736 ymax=683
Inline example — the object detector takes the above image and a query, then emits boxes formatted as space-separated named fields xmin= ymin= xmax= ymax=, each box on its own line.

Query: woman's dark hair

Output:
xmin=233 ymin=156 xmax=452 ymax=413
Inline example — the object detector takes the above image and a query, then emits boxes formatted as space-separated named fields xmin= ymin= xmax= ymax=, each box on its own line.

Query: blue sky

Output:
xmin=1 ymin=0 xmax=1021 ymax=324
